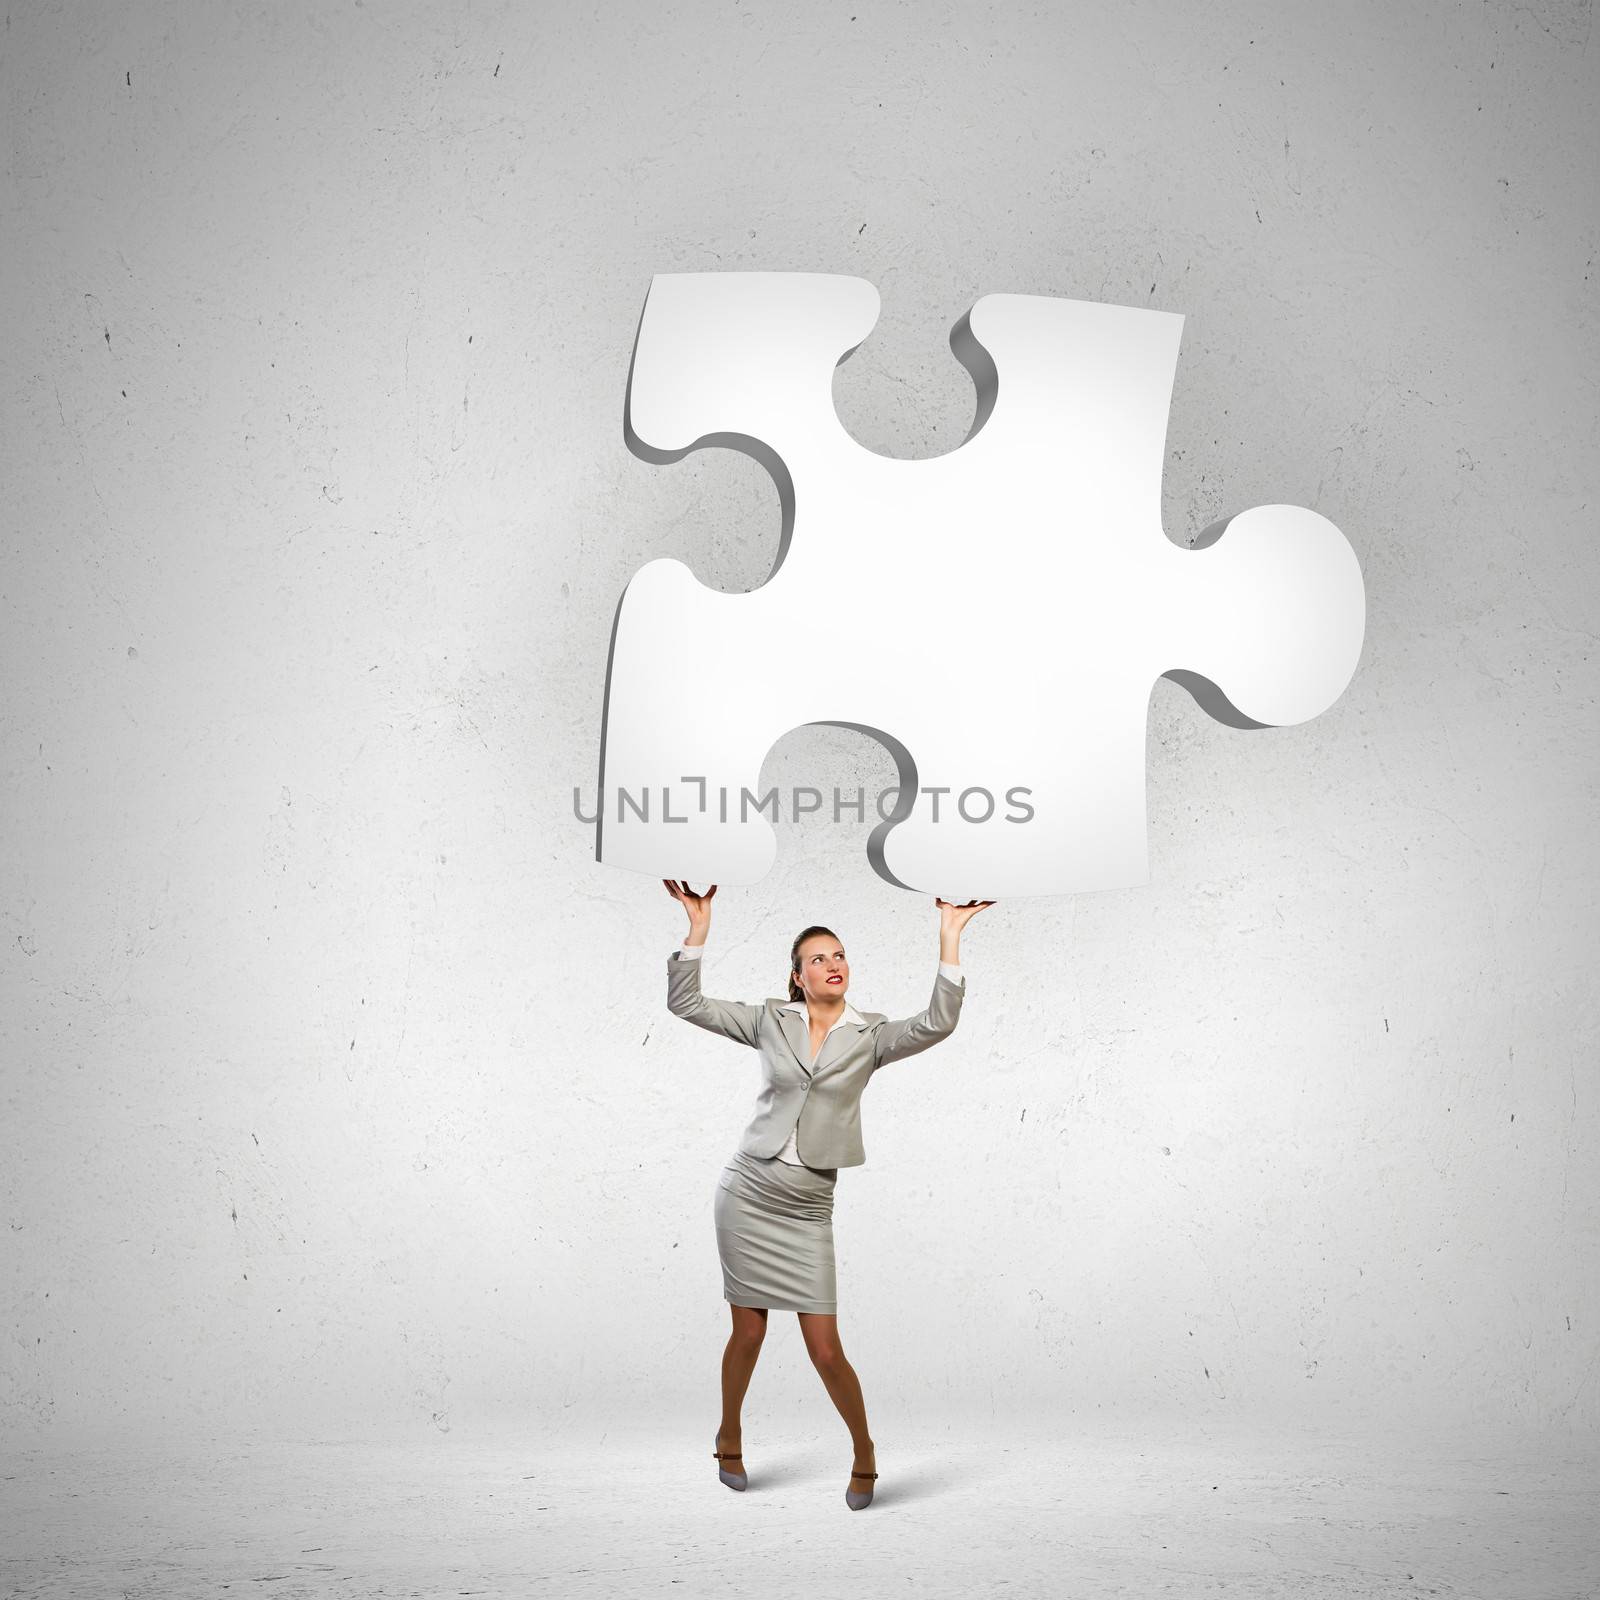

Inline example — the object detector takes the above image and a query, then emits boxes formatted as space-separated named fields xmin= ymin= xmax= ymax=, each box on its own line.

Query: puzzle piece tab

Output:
xmin=598 ymin=272 xmax=1364 ymax=899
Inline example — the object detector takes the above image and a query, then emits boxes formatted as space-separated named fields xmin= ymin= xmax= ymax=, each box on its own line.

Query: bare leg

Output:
xmin=797 ymin=1312 xmax=876 ymax=1492
xmin=717 ymin=1303 xmax=768 ymax=1473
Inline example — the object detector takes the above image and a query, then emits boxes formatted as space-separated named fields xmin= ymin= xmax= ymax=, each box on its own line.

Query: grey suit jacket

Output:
xmin=666 ymin=950 xmax=965 ymax=1169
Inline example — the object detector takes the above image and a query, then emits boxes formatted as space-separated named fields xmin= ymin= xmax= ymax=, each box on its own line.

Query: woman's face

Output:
xmin=794 ymin=933 xmax=849 ymax=1004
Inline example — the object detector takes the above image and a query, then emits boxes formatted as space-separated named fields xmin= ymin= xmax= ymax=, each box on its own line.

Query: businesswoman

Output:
xmin=663 ymin=879 xmax=993 ymax=1510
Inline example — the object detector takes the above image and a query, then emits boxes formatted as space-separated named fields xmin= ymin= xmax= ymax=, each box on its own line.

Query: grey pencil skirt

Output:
xmin=713 ymin=1149 xmax=840 ymax=1314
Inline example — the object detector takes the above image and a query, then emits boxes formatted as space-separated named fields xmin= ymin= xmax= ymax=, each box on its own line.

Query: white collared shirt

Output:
xmin=675 ymin=943 xmax=963 ymax=1166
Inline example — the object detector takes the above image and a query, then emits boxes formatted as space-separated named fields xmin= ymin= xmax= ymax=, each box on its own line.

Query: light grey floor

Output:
xmin=1 ymin=1417 xmax=1594 ymax=1598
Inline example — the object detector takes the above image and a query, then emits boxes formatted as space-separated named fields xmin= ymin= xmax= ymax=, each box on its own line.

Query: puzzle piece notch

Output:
xmin=626 ymin=272 xmax=881 ymax=465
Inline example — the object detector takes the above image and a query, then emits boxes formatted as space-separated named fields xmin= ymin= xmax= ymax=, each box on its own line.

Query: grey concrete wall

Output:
xmin=3 ymin=0 xmax=1595 ymax=1445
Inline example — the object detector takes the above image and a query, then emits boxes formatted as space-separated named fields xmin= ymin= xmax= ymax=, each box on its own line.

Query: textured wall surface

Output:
xmin=3 ymin=0 xmax=1595 ymax=1446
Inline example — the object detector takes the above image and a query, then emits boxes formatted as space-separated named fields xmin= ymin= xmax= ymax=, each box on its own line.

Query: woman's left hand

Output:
xmin=936 ymin=896 xmax=996 ymax=933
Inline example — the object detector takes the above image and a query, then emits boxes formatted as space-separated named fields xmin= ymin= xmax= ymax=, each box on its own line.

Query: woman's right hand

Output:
xmin=663 ymin=880 xmax=717 ymax=932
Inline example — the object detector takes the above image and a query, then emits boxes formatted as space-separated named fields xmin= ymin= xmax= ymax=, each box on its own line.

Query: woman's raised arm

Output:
xmin=873 ymin=896 xmax=995 ymax=1069
xmin=663 ymin=881 xmax=762 ymax=1047
xmin=666 ymin=879 xmax=716 ymax=947
xmin=936 ymin=895 xmax=993 ymax=967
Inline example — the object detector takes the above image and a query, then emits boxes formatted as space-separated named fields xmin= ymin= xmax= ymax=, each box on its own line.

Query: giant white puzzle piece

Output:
xmin=597 ymin=272 xmax=1365 ymax=899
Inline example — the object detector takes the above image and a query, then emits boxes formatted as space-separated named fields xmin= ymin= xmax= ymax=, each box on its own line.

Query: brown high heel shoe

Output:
xmin=712 ymin=1438 xmax=747 ymax=1491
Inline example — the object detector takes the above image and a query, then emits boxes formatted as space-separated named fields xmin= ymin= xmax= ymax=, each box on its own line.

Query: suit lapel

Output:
xmin=811 ymin=1022 xmax=863 ymax=1077
xmin=778 ymin=1002 xmax=870 ymax=1080
xmin=800 ymin=1017 xmax=864 ymax=1081
xmin=777 ymin=1006 xmax=814 ymax=1077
